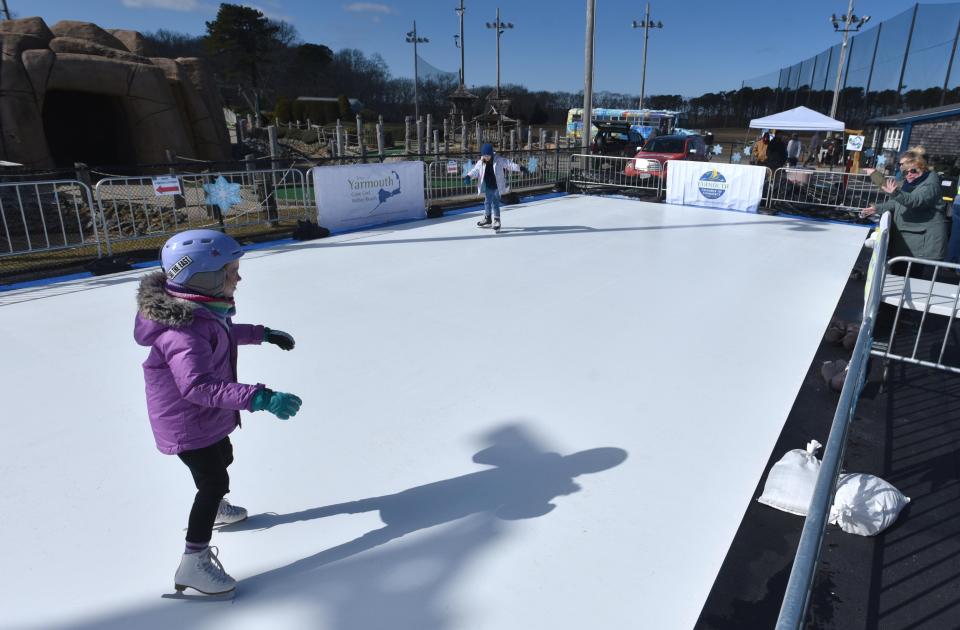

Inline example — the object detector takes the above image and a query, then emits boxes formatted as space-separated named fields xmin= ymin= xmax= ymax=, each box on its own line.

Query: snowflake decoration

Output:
xmin=203 ymin=176 xmax=243 ymax=213
xmin=713 ymin=144 xmax=723 ymax=155
xmin=732 ymin=152 xmax=742 ymax=163
xmin=527 ymin=157 xmax=539 ymax=174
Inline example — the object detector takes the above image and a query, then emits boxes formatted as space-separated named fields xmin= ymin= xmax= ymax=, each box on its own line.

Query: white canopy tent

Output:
xmin=749 ymin=106 xmax=844 ymax=132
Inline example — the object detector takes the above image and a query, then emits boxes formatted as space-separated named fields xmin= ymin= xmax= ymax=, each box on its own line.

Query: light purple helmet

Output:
xmin=160 ymin=229 xmax=243 ymax=296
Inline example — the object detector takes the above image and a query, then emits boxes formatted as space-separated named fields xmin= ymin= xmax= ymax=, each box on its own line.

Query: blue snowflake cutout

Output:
xmin=527 ymin=156 xmax=539 ymax=174
xmin=203 ymin=176 xmax=243 ymax=213
xmin=732 ymin=152 xmax=742 ymax=163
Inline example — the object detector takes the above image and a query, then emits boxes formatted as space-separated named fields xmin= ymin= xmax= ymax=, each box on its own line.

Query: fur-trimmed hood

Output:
xmin=134 ymin=271 xmax=215 ymax=346
xmin=137 ymin=271 xmax=199 ymax=326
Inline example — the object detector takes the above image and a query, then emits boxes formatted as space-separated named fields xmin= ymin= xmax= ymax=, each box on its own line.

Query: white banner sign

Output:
xmin=312 ymin=161 xmax=426 ymax=232
xmin=665 ymin=161 xmax=768 ymax=213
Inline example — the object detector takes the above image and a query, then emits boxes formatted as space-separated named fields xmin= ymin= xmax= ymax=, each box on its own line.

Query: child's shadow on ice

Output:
xmin=227 ymin=424 xmax=627 ymax=586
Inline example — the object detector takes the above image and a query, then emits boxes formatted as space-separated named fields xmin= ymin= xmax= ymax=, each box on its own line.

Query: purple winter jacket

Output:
xmin=134 ymin=271 xmax=265 ymax=455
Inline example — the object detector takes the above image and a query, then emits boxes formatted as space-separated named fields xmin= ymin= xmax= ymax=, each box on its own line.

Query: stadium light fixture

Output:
xmin=405 ymin=21 xmax=429 ymax=123
xmin=485 ymin=8 xmax=514 ymax=99
xmin=828 ymin=1 xmax=870 ymax=119
xmin=631 ymin=2 xmax=664 ymax=110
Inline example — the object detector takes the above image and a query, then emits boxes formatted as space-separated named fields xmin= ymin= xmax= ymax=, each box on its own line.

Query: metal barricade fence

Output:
xmin=568 ymin=154 xmax=662 ymax=195
xmin=423 ymin=158 xmax=466 ymax=202
xmin=0 ymin=148 xmax=609 ymax=277
xmin=302 ymin=167 xmax=316 ymax=216
xmin=94 ymin=168 xmax=310 ymax=249
xmin=768 ymin=168 xmax=890 ymax=216
xmin=0 ymin=180 xmax=104 ymax=259
xmin=424 ymin=150 xmax=572 ymax=203
xmin=775 ymin=213 xmax=892 ymax=630
xmin=872 ymin=256 xmax=960 ymax=378
xmin=504 ymin=150 xmax=558 ymax=191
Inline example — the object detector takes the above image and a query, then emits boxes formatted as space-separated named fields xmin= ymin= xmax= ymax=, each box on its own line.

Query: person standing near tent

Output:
xmin=766 ymin=131 xmax=788 ymax=170
xmin=464 ymin=143 xmax=528 ymax=232
xmin=805 ymin=132 xmax=821 ymax=166
xmin=752 ymin=133 xmax=769 ymax=165
xmin=786 ymin=134 xmax=802 ymax=167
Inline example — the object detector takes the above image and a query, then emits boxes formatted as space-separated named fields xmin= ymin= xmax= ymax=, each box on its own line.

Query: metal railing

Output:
xmin=768 ymin=168 xmax=890 ymax=216
xmin=871 ymin=256 xmax=960 ymax=378
xmin=93 ymin=168 xmax=311 ymax=249
xmin=0 ymin=180 xmax=104 ymax=258
xmin=775 ymin=212 xmax=891 ymax=629
xmin=568 ymin=154 xmax=662 ymax=195
xmin=424 ymin=150 xmax=564 ymax=203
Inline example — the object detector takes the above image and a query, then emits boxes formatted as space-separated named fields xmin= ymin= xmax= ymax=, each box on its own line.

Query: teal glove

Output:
xmin=263 ymin=327 xmax=295 ymax=351
xmin=462 ymin=176 xmax=472 ymax=185
xmin=250 ymin=388 xmax=302 ymax=420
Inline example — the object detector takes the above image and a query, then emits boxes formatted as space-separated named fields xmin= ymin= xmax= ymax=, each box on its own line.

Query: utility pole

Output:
xmin=1 ymin=1 xmax=10 ymax=20
xmin=632 ymin=3 xmax=664 ymax=111
xmin=582 ymin=0 xmax=596 ymax=151
xmin=829 ymin=1 xmax=870 ymax=119
xmin=406 ymin=21 xmax=429 ymax=125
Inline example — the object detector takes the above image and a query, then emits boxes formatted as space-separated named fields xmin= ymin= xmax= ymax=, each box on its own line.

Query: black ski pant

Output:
xmin=177 ymin=436 xmax=233 ymax=544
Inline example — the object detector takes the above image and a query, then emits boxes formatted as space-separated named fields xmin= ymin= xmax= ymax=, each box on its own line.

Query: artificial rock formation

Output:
xmin=0 ymin=17 xmax=230 ymax=168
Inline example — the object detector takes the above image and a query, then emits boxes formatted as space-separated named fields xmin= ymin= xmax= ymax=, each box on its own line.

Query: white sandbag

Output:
xmin=758 ymin=440 xmax=823 ymax=516
xmin=829 ymin=473 xmax=910 ymax=536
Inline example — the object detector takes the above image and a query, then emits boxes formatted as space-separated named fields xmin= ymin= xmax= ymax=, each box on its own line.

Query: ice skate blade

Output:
xmin=214 ymin=514 xmax=248 ymax=527
xmin=164 ymin=584 xmax=236 ymax=600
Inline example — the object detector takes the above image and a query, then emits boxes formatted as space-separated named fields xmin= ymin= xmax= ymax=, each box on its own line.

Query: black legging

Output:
xmin=177 ymin=436 xmax=233 ymax=544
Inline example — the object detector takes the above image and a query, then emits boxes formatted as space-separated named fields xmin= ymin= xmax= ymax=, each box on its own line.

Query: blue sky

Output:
xmin=22 ymin=0 xmax=958 ymax=96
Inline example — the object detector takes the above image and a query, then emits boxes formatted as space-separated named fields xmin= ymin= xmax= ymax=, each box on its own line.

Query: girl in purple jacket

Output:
xmin=134 ymin=229 xmax=301 ymax=596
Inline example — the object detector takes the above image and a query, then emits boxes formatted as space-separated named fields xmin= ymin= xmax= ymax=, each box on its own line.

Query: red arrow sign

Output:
xmin=155 ymin=185 xmax=180 ymax=194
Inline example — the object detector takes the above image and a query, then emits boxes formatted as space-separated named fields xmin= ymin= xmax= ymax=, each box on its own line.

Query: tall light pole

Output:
xmin=828 ymin=1 xmax=870 ymax=119
xmin=485 ymin=8 xmax=514 ymax=99
xmin=582 ymin=0 xmax=596 ymax=151
xmin=1 ymin=1 xmax=11 ymax=19
xmin=406 ymin=22 xmax=429 ymax=123
xmin=631 ymin=3 xmax=663 ymax=111
xmin=455 ymin=0 xmax=466 ymax=87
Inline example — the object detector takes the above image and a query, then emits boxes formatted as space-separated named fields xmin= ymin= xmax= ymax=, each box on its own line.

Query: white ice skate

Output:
xmin=215 ymin=498 xmax=248 ymax=525
xmin=173 ymin=546 xmax=237 ymax=595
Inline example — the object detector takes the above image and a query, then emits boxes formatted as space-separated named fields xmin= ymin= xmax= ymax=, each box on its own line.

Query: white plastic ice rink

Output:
xmin=0 ymin=195 xmax=866 ymax=630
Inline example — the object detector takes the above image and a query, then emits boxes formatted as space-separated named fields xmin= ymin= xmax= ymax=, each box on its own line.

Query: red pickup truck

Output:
xmin=624 ymin=134 xmax=709 ymax=180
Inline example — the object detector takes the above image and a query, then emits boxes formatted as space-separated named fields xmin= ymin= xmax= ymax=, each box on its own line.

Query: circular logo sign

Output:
xmin=698 ymin=170 xmax=729 ymax=200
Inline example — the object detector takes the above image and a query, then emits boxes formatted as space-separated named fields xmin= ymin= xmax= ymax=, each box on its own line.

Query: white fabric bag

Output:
xmin=758 ymin=440 xmax=823 ymax=516
xmin=829 ymin=473 xmax=910 ymax=536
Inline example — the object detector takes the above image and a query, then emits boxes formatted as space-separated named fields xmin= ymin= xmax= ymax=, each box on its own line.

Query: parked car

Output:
xmin=624 ymin=134 xmax=709 ymax=180
xmin=591 ymin=122 xmax=646 ymax=157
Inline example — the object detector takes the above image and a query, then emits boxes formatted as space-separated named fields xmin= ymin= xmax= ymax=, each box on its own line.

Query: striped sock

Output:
xmin=185 ymin=541 xmax=209 ymax=555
